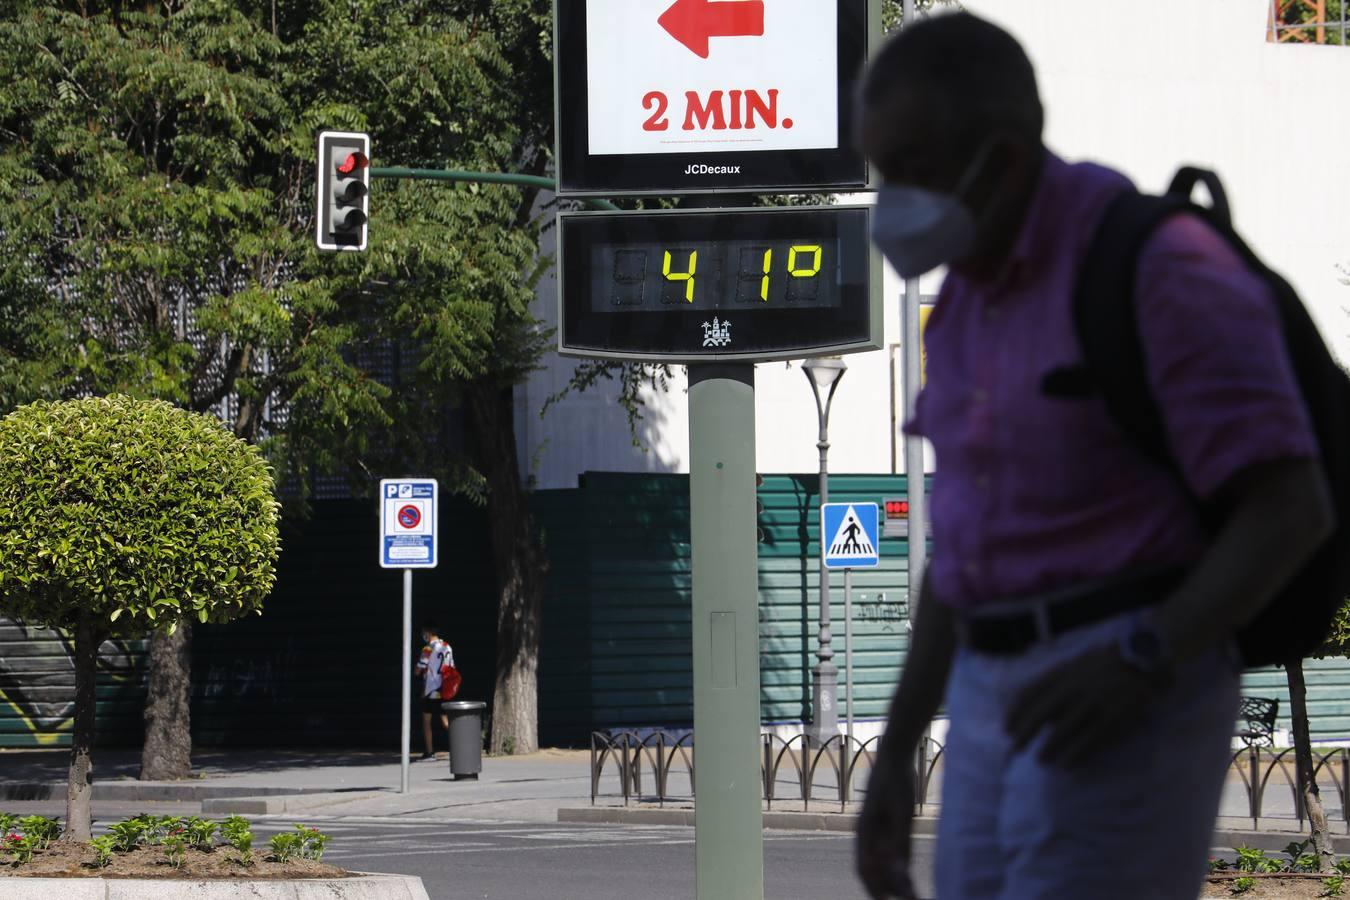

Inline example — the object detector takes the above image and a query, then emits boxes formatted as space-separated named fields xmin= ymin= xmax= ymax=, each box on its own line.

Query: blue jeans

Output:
xmin=934 ymin=614 xmax=1240 ymax=900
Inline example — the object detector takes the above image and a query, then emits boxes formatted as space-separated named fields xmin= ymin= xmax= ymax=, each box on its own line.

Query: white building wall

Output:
xmin=520 ymin=0 xmax=1350 ymax=490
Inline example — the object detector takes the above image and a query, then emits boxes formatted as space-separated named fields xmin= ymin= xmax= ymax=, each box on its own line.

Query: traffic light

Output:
xmin=883 ymin=497 xmax=910 ymax=538
xmin=315 ymin=130 xmax=370 ymax=251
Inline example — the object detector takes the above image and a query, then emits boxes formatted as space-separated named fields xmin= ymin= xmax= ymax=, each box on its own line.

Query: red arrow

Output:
xmin=658 ymin=0 xmax=765 ymax=59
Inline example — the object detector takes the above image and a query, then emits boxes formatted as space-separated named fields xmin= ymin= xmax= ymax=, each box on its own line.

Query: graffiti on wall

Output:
xmin=0 ymin=618 xmax=140 ymax=744
xmin=856 ymin=592 xmax=907 ymax=634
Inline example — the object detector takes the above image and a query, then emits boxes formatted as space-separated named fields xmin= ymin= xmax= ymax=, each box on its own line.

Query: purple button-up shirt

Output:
xmin=911 ymin=153 xmax=1317 ymax=611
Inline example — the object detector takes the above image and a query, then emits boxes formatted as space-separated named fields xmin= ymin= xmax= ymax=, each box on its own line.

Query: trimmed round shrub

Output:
xmin=0 ymin=395 xmax=280 ymax=633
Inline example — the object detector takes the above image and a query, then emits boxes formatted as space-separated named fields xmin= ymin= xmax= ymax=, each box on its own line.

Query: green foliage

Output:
xmin=0 ymin=815 xmax=16 ymax=836
xmin=107 ymin=818 xmax=148 ymax=852
xmin=161 ymin=830 xmax=188 ymax=869
xmin=1337 ymin=858 xmax=1350 ymax=875
xmin=3 ymin=832 xmax=36 ymax=865
xmin=184 ymin=816 xmax=219 ymax=851
xmin=142 ymin=815 xmax=185 ymax=846
xmin=88 ymin=835 xmax=116 ymax=868
xmin=268 ymin=830 xmax=302 ymax=863
xmin=293 ymin=824 xmax=329 ymax=862
xmin=882 ymin=0 xmax=962 ymax=32
xmin=1230 ymin=877 xmax=1256 ymax=895
xmin=1235 ymin=845 xmax=1285 ymax=874
xmin=1285 ymin=838 xmax=1321 ymax=873
xmin=1324 ymin=875 xmax=1347 ymax=897
xmin=222 ymin=815 xmax=253 ymax=866
xmin=0 ymin=396 xmax=279 ymax=634
xmin=0 ymin=0 xmax=562 ymax=502
xmin=1317 ymin=599 xmax=1350 ymax=659
xmin=17 ymin=816 xmax=60 ymax=849
xmin=1272 ymin=0 xmax=1350 ymax=45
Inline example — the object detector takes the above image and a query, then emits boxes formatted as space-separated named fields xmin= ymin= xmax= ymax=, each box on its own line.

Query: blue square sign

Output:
xmin=821 ymin=502 xmax=880 ymax=569
xmin=380 ymin=478 xmax=438 ymax=569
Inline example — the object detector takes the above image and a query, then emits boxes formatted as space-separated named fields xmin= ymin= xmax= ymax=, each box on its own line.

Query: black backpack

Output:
xmin=1073 ymin=166 xmax=1350 ymax=669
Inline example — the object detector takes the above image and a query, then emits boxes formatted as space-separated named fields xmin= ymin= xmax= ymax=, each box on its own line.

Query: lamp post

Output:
xmin=803 ymin=356 xmax=847 ymax=747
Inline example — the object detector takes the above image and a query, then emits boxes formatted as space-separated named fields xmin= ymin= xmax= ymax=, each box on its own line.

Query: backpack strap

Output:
xmin=1073 ymin=188 xmax=1194 ymax=472
xmin=1167 ymin=166 xmax=1232 ymax=226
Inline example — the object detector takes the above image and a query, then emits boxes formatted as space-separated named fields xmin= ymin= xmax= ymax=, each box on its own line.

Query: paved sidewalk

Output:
xmin=0 ymin=747 xmax=593 ymax=820
xmin=3 ymin=745 xmax=1348 ymax=854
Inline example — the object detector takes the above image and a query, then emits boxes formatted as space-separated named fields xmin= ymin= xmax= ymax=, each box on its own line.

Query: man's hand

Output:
xmin=1004 ymin=644 xmax=1166 ymax=768
xmin=856 ymin=751 xmax=920 ymax=900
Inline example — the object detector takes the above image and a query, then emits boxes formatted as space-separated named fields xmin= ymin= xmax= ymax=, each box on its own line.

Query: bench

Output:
xmin=1235 ymin=696 xmax=1279 ymax=748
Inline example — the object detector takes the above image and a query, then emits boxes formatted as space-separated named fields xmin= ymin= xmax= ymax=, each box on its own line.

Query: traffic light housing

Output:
xmin=883 ymin=497 xmax=910 ymax=538
xmin=316 ymin=131 xmax=370 ymax=251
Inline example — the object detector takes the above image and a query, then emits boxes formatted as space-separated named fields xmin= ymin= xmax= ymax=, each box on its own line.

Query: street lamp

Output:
xmin=802 ymin=356 xmax=846 ymax=748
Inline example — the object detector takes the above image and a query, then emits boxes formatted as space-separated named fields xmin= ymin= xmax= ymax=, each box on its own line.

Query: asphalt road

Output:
xmin=274 ymin=815 xmax=938 ymax=900
xmin=0 ymin=802 xmax=937 ymax=899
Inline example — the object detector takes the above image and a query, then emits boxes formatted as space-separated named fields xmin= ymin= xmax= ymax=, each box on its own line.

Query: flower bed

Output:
xmin=1199 ymin=841 xmax=1350 ymax=898
xmin=0 ymin=813 xmax=345 ymax=880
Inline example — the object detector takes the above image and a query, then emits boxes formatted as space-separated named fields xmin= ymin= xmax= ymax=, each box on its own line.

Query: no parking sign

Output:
xmin=379 ymin=478 xmax=438 ymax=569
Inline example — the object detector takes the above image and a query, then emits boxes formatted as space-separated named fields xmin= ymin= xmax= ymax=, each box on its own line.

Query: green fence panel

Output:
xmin=535 ymin=471 xmax=919 ymax=745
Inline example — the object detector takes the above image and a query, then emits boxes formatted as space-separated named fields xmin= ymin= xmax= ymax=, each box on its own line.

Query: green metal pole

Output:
xmin=689 ymin=364 xmax=763 ymax=900
xmin=368 ymin=167 xmax=620 ymax=211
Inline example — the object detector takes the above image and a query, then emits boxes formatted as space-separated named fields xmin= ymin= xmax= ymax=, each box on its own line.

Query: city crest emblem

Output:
xmin=701 ymin=317 xmax=731 ymax=348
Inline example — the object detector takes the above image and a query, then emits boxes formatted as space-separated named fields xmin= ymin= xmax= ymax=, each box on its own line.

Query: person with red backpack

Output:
xmin=413 ymin=623 xmax=460 ymax=760
xmin=854 ymin=11 xmax=1345 ymax=900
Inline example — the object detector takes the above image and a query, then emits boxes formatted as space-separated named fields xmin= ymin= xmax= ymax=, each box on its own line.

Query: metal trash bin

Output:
xmin=441 ymin=700 xmax=486 ymax=780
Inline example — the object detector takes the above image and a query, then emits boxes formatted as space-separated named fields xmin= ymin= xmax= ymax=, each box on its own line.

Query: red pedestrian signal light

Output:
xmin=884 ymin=499 xmax=909 ymax=519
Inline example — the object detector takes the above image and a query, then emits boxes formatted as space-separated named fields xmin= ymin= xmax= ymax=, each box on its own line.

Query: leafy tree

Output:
xmin=0 ymin=396 xmax=279 ymax=840
xmin=0 ymin=0 xmax=551 ymax=762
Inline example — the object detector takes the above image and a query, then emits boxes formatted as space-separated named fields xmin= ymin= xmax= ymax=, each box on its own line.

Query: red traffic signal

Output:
xmin=336 ymin=151 xmax=368 ymax=176
xmin=316 ymin=131 xmax=370 ymax=252
xmin=884 ymin=499 xmax=909 ymax=519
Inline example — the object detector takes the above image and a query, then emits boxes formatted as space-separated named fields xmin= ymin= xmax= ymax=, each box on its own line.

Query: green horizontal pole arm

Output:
xmin=369 ymin=167 xmax=619 ymax=211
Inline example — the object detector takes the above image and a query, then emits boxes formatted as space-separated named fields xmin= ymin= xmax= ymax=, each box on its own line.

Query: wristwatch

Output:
xmin=1117 ymin=614 xmax=1175 ymax=687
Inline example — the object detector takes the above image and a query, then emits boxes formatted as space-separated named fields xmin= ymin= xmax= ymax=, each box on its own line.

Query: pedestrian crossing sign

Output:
xmin=821 ymin=502 xmax=880 ymax=569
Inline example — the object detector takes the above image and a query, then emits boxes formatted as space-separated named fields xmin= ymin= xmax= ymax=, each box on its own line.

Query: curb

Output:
xmin=558 ymin=807 xmax=942 ymax=834
xmin=0 ymin=782 xmax=381 ymax=803
xmin=560 ymin=808 xmax=1350 ymax=851
xmin=0 ymin=871 xmax=428 ymax=899
xmin=1212 ymin=827 xmax=1350 ymax=853
xmin=203 ymin=791 xmax=388 ymax=816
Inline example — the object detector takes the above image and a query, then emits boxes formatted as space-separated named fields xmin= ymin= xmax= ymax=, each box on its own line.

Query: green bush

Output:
xmin=0 ymin=395 xmax=280 ymax=632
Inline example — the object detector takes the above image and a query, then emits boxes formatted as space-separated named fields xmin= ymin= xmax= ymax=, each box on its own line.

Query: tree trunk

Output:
xmin=140 ymin=621 xmax=193 ymax=780
xmin=63 ymin=616 xmax=102 ymax=842
xmin=1286 ymin=657 xmax=1336 ymax=870
xmin=466 ymin=381 xmax=548 ymax=756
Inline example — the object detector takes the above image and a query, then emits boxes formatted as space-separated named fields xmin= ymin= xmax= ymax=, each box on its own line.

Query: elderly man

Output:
xmin=854 ymin=12 xmax=1333 ymax=900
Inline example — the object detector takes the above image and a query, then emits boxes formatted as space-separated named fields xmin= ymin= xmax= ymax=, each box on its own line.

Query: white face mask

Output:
xmin=869 ymin=144 xmax=995 ymax=278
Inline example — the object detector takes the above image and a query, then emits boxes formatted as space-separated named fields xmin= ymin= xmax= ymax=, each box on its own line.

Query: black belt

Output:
xmin=956 ymin=570 xmax=1184 ymax=655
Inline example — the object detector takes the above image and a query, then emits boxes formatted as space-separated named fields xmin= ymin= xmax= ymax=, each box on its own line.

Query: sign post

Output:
xmin=689 ymin=364 xmax=762 ymax=898
xmin=822 ymin=502 xmax=880 ymax=752
xmin=553 ymin=2 xmax=880 ymax=896
xmin=380 ymin=478 xmax=439 ymax=795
